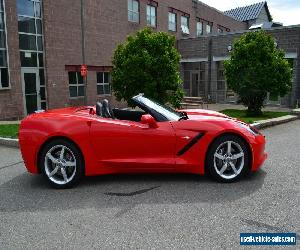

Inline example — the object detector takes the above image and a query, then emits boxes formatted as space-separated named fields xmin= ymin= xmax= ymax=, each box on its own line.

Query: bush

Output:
xmin=224 ymin=31 xmax=292 ymax=116
xmin=112 ymin=28 xmax=183 ymax=108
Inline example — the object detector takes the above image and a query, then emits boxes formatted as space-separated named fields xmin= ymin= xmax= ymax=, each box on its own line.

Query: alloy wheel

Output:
xmin=44 ymin=145 xmax=77 ymax=185
xmin=213 ymin=141 xmax=245 ymax=180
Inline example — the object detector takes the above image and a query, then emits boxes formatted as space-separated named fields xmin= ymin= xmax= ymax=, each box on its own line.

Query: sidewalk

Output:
xmin=0 ymin=120 xmax=21 ymax=125
xmin=187 ymin=103 xmax=292 ymax=112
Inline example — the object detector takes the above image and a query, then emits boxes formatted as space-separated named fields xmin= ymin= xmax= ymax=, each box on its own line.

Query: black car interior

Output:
xmin=112 ymin=108 xmax=146 ymax=122
xmin=95 ymin=99 xmax=146 ymax=122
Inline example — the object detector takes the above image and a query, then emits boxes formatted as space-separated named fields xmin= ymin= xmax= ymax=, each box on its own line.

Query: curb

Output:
xmin=0 ymin=137 xmax=19 ymax=148
xmin=291 ymin=108 xmax=300 ymax=116
xmin=0 ymin=115 xmax=299 ymax=148
xmin=252 ymin=115 xmax=299 ymax=129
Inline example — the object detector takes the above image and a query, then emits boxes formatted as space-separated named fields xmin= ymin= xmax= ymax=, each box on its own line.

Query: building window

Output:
xmin=218 ymin=25 xmax=229 ymax=33
xmin=97 ymin=72 xmax=111 ymax=95
xmin=217 ymin=61 xmax=225 ymax=90
xmin=0 ymin=0 xmax=9 ymax=89
xmin=146 ymin=5 xmax=156 ymax=27
xmin=17 ymin=0 xmax=44 ymax=67
xmin=206 ymin=23 xmax=212 ymax=34
xmin=196 ymin=21 xmax=203 ymax=37
xmin=128 ymin=0 xmax=139 ymax=23
xmin=17 ymin=0 xmax=47 ymax=110
xmin=68 ymin=71 xmax=85 ymax=98
xmin=181 ymin=16 xmax=189 ymax=35
xmin=168 ymin=12 xmax=176 ymax=31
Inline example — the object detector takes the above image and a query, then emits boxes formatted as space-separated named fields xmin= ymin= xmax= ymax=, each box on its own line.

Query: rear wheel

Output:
xmin=39 ymin=139 xmax=84 ymax=188
xmin=206 ymin=135 xmax=250 ymax=182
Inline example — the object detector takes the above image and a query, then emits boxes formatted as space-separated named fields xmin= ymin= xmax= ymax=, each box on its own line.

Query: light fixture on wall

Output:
xmin=227 ymin=45 xmax=232 ymax=52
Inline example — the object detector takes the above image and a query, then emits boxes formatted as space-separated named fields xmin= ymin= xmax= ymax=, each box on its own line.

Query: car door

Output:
xmin=90 ymin=118 xmax=176 ymax=170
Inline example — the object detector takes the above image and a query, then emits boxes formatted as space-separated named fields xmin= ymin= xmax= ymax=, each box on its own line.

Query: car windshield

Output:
xmin=134 ymin=95 xmax=182 ymax=121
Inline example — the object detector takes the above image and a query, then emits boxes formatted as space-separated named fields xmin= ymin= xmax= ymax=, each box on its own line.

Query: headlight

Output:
xmin=236 ymin=122 xmax=260 ymax=136
xmin=249 ymin=125 xmax=261 ymax=135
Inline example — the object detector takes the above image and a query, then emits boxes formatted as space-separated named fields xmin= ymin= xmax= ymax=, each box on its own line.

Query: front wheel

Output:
xmin=38 ymin=139 xmax=84 ymax=188
xmin=206 ymin=135 xmax=250 ymax=182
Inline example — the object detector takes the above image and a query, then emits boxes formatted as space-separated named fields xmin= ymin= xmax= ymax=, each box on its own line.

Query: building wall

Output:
xmin=43 ymin=0 xmax=83 ymax=109
xmin=246 ymin=7 xmax=271 ymax=28
xmin=178 ymin=26 xmax=300 ymax=107
xmin=256 ymin=7 xmax=270 ymax=24
xmin=43 ymin=0 xmax=247 ymax=110
xmin=195 ymin=2 xmax=247 ymax=33
xmin=0 ymin=0 xmax=249 ymax=120
xmin=0 ymin=0 xmax=23 ymax=120
xmin=0 ymin=1 xmax=297 ymax=120
xmin=268 ymin=27 xmax=300 ymax=106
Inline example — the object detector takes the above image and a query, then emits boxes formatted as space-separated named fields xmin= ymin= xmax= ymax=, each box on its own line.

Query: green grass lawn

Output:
xmin=220 ymin=109 xmax=290 ymax=124
xmin=0 ymin=124 xmax=20 ymax=139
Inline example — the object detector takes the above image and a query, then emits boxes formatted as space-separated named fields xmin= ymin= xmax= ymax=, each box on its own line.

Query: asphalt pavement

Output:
xmin=0 ymin=120 xmax=299 ymax=249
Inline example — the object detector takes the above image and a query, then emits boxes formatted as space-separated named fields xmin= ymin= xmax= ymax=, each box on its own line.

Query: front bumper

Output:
xmin=251 ymin=134 xmax=267 ymax=172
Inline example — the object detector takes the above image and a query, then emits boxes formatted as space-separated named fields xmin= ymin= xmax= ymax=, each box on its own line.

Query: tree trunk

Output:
xmin=241 ymin=90 xmax=266 ymax=117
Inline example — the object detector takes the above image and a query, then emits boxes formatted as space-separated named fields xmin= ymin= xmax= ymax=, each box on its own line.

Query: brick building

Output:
xmin=0 ymin=0 xmax=298 ymax=120
xmin=178 ymin=25 xmax=300 ymax=107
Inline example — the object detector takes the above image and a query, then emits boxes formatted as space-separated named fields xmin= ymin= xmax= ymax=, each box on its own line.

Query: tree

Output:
xmin=224 ymin=31 xmax=292 ymax=116
xmin=112 ymin=28 xmax=183 ymax=108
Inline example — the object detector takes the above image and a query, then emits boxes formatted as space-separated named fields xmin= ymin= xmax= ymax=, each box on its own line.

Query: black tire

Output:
xmin=206 ymin=134 xmax=250 ymax=183
xmin=38 ymin=138 xmax=84 ymax=189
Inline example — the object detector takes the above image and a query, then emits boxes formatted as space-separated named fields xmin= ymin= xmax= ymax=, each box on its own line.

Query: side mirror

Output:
xmin=141 ymin=114 xmax=158 ymax=128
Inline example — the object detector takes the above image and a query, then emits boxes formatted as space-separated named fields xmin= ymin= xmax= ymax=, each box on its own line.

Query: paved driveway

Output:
xmin=0 ymin=121 xmax=299 ymax=249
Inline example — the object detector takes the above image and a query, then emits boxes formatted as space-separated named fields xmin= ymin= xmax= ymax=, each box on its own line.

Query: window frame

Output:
xmin=17 ymin=0 xmax=44 ymax=68
xmin=181 ymin=16 xmax=189 ymax=28
xmin=168 ymin=12 xmax=176 ymax=32
xmin=196 ymin=21 xmax=203 ymax=37
xmin=180 ymin=15 xmax=190 ymax=35
xmin=206 ymin=23 xmax=212 ymax=34
xmin=128 ymin=0 xmax=139 ymax=23
xmin=68 ymin=71 xmax=85 ymax=98
xmin=0 ymin=0 xmax=10 ymax=89
xmin=96 ymin=71 xmax=111 ymax=96
xmin=146 ymin=4 xmax=156 ymax=27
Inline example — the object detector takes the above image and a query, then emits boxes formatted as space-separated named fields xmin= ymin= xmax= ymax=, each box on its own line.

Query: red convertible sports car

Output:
xmin=19 ymin=94 xmax=267 ymax=188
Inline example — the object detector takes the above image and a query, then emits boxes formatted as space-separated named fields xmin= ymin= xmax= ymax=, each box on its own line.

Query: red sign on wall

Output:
xmin=80 ymin=65 xmax=88 ymax=77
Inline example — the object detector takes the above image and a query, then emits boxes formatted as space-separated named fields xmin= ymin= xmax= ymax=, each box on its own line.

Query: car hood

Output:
xmin=179 ymin=109 xmax=229 ymax=119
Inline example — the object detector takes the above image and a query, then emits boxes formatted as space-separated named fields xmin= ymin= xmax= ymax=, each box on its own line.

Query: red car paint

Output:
xmin=19 ymin=107 xmax=267 ymax=176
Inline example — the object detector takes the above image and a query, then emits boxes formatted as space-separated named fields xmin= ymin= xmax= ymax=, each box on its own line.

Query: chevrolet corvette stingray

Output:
xmin=19 ymin=94 xmax=267 ymax=188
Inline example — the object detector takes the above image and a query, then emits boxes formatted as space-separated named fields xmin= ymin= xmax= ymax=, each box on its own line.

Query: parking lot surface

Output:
xmin=0 ymin=120 xmax=299 ymax=249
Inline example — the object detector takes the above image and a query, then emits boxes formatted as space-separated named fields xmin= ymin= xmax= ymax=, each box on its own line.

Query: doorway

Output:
xmin=22 ymin=68 xmax=42 ymax=115
xmin=191 ymin=72 xmax=199 ymax=97
xmin=190 ymin=71 xmax=205 ymax=97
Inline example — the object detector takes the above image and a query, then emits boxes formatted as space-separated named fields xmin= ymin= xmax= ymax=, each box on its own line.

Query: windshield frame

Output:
xmin=132 ymin=95 xmax=182 ymax=122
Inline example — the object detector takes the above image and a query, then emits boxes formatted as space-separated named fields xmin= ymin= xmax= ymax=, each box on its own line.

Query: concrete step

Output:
xmin=180 ymin=102 xmax=200 ymax=107
xmin=183 ymin=97 xmax=205 ymax=104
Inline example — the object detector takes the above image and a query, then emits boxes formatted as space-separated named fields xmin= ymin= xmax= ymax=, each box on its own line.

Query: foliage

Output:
xmin=112 ymin=28 xmax=183 ymax=108
xmin=220 ymin=109 xmax=289 ymax=124
xmin=224 ymin=31 xmax=292 ymax=116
